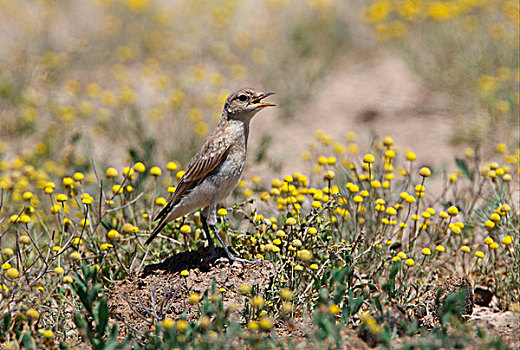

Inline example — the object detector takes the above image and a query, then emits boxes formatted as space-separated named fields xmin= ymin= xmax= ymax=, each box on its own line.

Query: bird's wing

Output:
xmin=145 ymin=130 xmax=231 ymax=245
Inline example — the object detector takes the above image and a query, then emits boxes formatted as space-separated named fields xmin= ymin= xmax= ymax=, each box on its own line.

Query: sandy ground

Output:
xmin=249 ymin=53 xmax=459 ymax=177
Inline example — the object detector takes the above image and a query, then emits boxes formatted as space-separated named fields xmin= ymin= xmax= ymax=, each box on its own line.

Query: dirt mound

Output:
xmin=108 ymin=247 xmax=275 ymax=338
xmin=413 ymin=276 xmax=474 ymax=329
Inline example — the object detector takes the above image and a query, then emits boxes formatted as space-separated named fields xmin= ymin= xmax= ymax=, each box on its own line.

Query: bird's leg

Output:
xmin=200 ymin=214 xmax=215 ymax=248
xmin=209 ymin=224 xmax=256 ymax=264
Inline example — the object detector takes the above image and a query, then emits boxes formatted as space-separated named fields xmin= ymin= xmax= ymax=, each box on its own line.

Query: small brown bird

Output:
xmin=145 ymin=88 xmax=275 ymax=263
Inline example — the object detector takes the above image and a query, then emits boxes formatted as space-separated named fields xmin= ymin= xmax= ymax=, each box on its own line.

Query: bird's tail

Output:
xmin=144 ymin=216 xmax=169 ymax=245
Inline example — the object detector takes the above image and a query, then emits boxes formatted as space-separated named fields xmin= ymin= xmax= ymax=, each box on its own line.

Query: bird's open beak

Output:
xmin=250 ymin=92 xmax=276 ymax=107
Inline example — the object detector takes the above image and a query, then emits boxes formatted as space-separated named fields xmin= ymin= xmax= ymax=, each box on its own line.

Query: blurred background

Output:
xmin=0 ymin=0 xmax=518 ymax=176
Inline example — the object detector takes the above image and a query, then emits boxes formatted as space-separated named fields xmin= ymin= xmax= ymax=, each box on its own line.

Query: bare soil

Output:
xmin=108 ymin=247 xmax=276 ymax=338
xmin=108 ymin=249 xmax=519 ymax=348
xmin=250 ymin=53 xmax=458 ymax=177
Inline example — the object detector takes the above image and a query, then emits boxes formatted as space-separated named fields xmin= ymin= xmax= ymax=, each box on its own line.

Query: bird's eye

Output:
xmin=238 ymin=94 xmax=248 ymax=102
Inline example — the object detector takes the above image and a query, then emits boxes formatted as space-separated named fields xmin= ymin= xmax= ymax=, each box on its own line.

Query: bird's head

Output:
xmin=224 ymin=88 xmax=275 ymax=119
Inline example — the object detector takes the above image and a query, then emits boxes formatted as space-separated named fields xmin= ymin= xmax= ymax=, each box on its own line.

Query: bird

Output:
xmin=145 ymin=88 xmax=275 ymax=264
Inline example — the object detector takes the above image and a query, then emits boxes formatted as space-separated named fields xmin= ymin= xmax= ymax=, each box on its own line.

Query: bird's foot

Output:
xmin=223 ymin=247 xmax=256 ymax=265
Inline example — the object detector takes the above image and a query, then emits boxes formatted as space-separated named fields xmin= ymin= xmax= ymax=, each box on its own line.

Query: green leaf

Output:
xmin=351 ymin=297 xmax=364 ymax=315
xmin=2 ymin=312 xmax=12 ymax=333
xmin=354 ymin=283 xmax=378 ymax=292
xmin=101 ymin=219 xmax=114 ymax=232
xmin=333 ymin=284 xmax=346 ymax=304
xmin=96 ymin=297 xmax=109 ymax=340
xmin=455 ymin=157 xmax=473 ymax=181
xmin=20 ymin=332 xmax=35 ymax=350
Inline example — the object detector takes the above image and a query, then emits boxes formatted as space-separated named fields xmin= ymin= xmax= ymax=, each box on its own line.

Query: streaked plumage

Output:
xmin=145 ymin=88 xmax=275 ymax=263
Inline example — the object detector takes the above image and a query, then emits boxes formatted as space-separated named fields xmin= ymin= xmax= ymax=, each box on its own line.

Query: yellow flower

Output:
xmin=475 ymin=251 xmax=485 ymax=259
xmin=54 ymin=267 xmax=65 ymax=275
xmin=496 ymin=100 xmax=510 ymax=114
xmin=259 ymin=318 xmax=273 ymax=330
xmin=292 ymin=239 xmax=303 ymax=248
xmin=112 ymin=185 xmax=123 ymax=195
xmin=155 ymin=197 xmax=166 ymax=206
xmin=252 ymin=296 xmax=265 ymax=308
xmin=405 ymin=258 xmax=414 ymax=267
xmin=428 ymin=1 xmax=458 ymax=21
xmin=310 ymin=263 xmax=319 ymax=270
xmin=166 ymin=162 xmax=178 ymax=171
xmin=162 ymin=318 xmax=175 ymax=330
xmin=134 ymin=162 xmax=146 ymax=173
xmin=19 ymin=235 xmax=31 ymax=245
xmin=460 ymin=246 xmax=470 ymax=253
xmin=248 ymin=320 xmax=259 ymax=331
xmin=450 ymin=225 xmax=461 ymax=235
xmin=406 ymin=152 xmax=416 ymax=161
xmin=297 ymin=249 xmax=312 ymax=262
xmin=279 ymin=288 xmax=293 ymax=300
xmin=419 ymin=167 xmax=431 ymax=177
xmin=329 ymin=304 xmax=340 ymax=314
xmin=285 ymin=217 xmax=297 ymax=226
xmin=282 ymin=302 xmax=293 ymax=314
xmin=107 ymin=230 xmax=119 ymax=241
xmin=188 ymin=292 xmax=201 ymax=304
xmin=6 ymin=268 xmax=19 ymax=279
xmin=363 ymin=0 xmax=391 ymax=24
xmin=100 ymin=243 xmax=113 ymax=251
xmin=478 ymin=75 xmax=496 ymax=91
xmin=422 ymin=248 xmax=431 ymax=256
xmin=180 ymin=270 xmax=189 ymax=277
xmin=239 ymin=284 xmax=252 ymax=294
xmin=484 ymin=220 xmax=495 ymax=229
xmin=397 ymin=251 xmax=407 ymax=259
xmin=150 ymin=166 xmax=162 ymax=176
xmin=217 ymin=208 xmax=227 ymax=216
xmin=19 ymin=215 xmax=31 ymax=224
xmin=447 ymin=206 xmax=459 ymax=216
xmin=490 ymin=213 xmax=501 ymax=223
xmin=63 ymin=275 xmax=73 ymax=283
xmin=323 ymin=170 xmax=335 ymax=181
xmin=26 ymin=309 xmax=40 ymax=321
xmin=448 ymin=173 xmax=458 ymax=183
xmin=69 ymin=252 xmax=81 ymax=262
xmin=122 ymin=223 xmax=134 ymax=234
xmin=385 ymin=207 xmax=397 ymax=216
xmin=501 ymin=236 xmax=513 ymax=245
xmin=73 ymin=172 xmax=84 ymax=182
xmin=56 ymin=194 xmax=68 ymax=203
xmin=363 ymin=154 xmax=375 ymax=163
xmin=122 ymin=167 xmax=134 ymax=179
xmin=180 ymin=225 xmax=191 ymax=234
xmin=62 ymin=177 xmax=74 ymax=187
xmin=43 ymin=330 xmax=54 ymax=339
